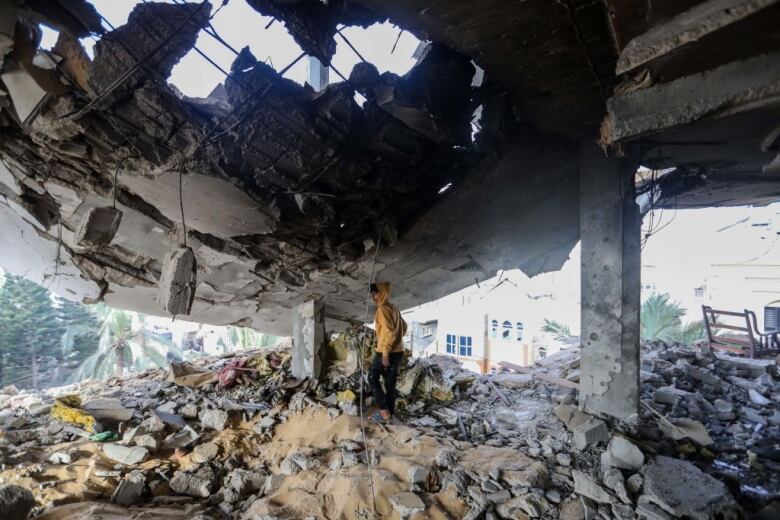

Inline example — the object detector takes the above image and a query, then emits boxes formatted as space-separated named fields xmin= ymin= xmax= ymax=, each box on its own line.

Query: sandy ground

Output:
xmin=1 ymin=408 xmax=535 ymax=519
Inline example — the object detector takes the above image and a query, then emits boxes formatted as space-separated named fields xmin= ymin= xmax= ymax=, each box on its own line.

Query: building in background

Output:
xmin=641 ymin=203 xmax=780 ymax=332
xmin=403 ymin=253 xmax=580 ymax=374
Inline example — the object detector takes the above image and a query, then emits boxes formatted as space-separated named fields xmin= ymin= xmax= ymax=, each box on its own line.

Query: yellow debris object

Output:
xmin=50 ymin=396 xmax=97 ymax=433
xmin=337 ymin=389 xmax=356 ymax=403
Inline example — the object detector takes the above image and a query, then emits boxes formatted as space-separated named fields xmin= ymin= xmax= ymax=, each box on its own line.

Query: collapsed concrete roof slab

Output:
xmin=353 ymin=0 xmax=619 ymax=139
xmin=0 ymin=0 xmax=778 ymax=334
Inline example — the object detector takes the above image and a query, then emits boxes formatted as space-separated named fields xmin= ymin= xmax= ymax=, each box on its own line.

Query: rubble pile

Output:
xmin=637 ymin=341 xmax=780 ymax=500
xmin=0 ymin=335 xmax=778 ymax=519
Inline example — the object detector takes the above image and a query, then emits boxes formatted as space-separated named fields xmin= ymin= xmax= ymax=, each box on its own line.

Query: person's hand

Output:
xmin=382 ymin=354 xmax=390 ymax=368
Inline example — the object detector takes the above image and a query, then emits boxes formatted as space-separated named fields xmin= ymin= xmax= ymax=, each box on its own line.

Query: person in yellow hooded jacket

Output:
xmin=368 ymin=282 xmax=407 ymax=422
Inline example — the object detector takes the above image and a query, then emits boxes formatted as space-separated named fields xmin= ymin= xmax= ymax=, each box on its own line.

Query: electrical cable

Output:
xmin=178 ymin=155 xmax=187 ymax=247
xmin=356 ymin=231 xmax=383 ymax=516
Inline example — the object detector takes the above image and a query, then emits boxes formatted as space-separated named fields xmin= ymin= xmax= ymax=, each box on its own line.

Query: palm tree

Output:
xmin=668 ymin=320 xmax=707 ymax=345
xmin=69 ymin=306 xmax=184 ymax=382
xmin=541 ymin=319 xmax=573 ymax=341
xmin=640 ymin=293 xmax=685 ymax=342
xmin=640 ymin=293 xmax=706 ymax=345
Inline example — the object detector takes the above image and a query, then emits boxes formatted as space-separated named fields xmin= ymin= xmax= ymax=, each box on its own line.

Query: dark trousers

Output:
xmin=368 ymin=351 xmax=404 ymax=415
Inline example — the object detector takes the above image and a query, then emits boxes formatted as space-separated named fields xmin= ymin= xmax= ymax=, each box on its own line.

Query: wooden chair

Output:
xmin=702 ymin=305 xmax=780 ymax=358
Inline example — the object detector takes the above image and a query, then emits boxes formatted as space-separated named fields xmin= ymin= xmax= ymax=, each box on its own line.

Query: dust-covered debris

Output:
xmin=0 ymin=334 xmax=777 ymax=518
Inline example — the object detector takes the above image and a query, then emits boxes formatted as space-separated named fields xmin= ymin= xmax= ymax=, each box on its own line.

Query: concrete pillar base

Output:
xmin=579 ymin=143 xmax=640 ymax=424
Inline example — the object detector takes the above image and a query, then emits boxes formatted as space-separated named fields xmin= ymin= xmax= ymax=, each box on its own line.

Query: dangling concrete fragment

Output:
xmin=74 ymin=207 xmax=122 ymax=247
xmin=157 ymin=246 xmax=197 ymax=315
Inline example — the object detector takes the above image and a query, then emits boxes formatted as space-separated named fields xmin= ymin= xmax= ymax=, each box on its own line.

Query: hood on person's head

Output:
xmin=373 ymin=282 xmax=391 ymax=304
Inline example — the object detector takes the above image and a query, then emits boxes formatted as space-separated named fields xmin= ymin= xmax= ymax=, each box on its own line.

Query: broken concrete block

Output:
xmin=83 ymin=397 xmax=134 ymax=422
xmin=191 ymin=442 xmax=219 ymax=463
xmin=572 ymin=417 xmax=609 ymax=450
xmin=280 ymin=452 xmax=321 ymax=476
xmin=558 ymin=498 xmax=585 ymax=520
xmin=0 ymin=484 xmax=35 ymax=520
xmin=713 ymin=399 xmax=733 ymax=414
xmin=556 ymin=452 xmax=572 ymax=467
xmin=554 ymin=403 xmax=591 ymax=431
xmin=263 ymin=474 xmax=285 ymax=495
xmin=228 ymin=468 xmax=265 ymax=496
xmin=626 ymin=473 xmax=644 ymax=494
xmin=152 ymin=409 xmax=187 ymax=430
xmin=111 ymin=470 xmax=147 ymax=505
xmin=603 ymin=468 xmax=631 ymax=504
xmin=181 ymin=403 xmax=199 ymax=419
xmin=134 ymin=434 xmax=160 ymax=451
xmin=170 ymin=465 xmax=218 ymax=498
xmin=103 ymin=443 xmax=149 ymax=465
xmin=572 ymin=469 xmax=613 ymax=504
xmin=606 ymin=436 xmax=644 ymax=470
xmin=407 ymin=465 xmax=429 ymax=491
xmin=389 ymin=492 xmax=426 ymax=519
xmin=157 ymin=246 xmax=197 ymax=315
xmin=163 ymin=425 xmax=200 ymax=450
xmin=640 ymin=456 xmax=740 ymax=520
xmin=749 ymin=389 xmax=771 ymax=406
xmin=341 ymin=449 xmax=360 ymax=468
xmin=199 ymin=409 xmax=228 ymax=431
xmin=435 ymin=448 xmax=458 ymax=469
xmin=492 ymin=373 xmax=533 ymax=389
xmin=75 ymin=206 xmax=123 ymax=248
xmin=48 ymin=451 xmax=73 ymax=464
xmin=659 ymin=417 xmax=713 ymax=446
xmin=502 ymin=461 xmax=549 ymax=489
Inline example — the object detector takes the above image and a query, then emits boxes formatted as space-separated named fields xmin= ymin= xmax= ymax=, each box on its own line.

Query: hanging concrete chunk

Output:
xmin=74 ymin=207 xmax=122 ymax=247
xmin=158 ymin=247 xmax=197 ymax=315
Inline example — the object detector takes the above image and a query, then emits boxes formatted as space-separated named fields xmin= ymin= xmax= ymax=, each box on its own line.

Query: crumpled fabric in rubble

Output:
xmin=168 ymin=362 xmax=214 ymax=388
xmin=217 ymin=358 xmax=248 ymax=390
xmin=50 ymin=395 xmax=98 ymax=433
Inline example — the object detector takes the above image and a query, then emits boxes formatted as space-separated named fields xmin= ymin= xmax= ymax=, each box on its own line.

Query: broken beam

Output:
xmin=607 ymin=51 xmax=780 ymax=143
xmin=616 ymin=0 xmax=779 ymax=74
xmin=498 ymin=361 xmax=581 ymax=390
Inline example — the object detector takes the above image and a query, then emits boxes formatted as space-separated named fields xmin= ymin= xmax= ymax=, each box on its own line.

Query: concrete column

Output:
xmin=291 ymin=299 xmax=325 ymax=380
xmin=579 ymin=143 xmax=640 ymax=424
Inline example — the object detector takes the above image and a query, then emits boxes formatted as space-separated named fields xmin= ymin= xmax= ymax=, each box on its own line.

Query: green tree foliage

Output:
xmin=57 ymin=298 xmax=100 ymax=365
xmin=226 ymin=326 xmax=280 ymax=350
xmin=668 ymin=320 xmax=707 ymax=346
xmin=541 ymin=319 xmax=573 ymax=341
xmin=0 ymin=274 xmax=63 ymax=388
xmin=640 ymin=293 xmax=706 ymax=345
xmin=69 ymin=307 xmax=185 ymax=382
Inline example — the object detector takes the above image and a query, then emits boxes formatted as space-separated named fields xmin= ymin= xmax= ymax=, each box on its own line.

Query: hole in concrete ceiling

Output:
xmin=38 ymin=25 xmax=60 ymax=50
xmin=438 ymin=183 xmax=453 ymax=195
xmin=85 ymin=2 xmax=421 ymax=100
xmin=171 ymin=2 xmax=307 ymax=98
xmin=331 ymin=23 xmax=420 ymax=79
xmin=471 ymin=104 xmax=483 ymax=142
